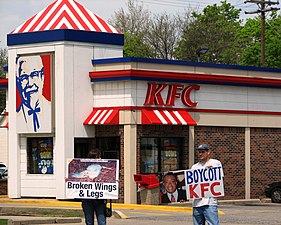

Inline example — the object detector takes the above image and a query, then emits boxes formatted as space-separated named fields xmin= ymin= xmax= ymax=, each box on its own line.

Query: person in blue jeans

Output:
xmin=191 ymin=144 xmax=223 ymax=225
xmin=82 ymin=148 xmax=107 ymax=225
xmin=82 ymin=199 xmax=107 ymax=225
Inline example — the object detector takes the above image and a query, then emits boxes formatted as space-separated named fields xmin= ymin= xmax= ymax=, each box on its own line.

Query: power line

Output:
xmin=244 ymin=0 xmax=280 ymax=66
xmin=138 ymin=0 xmax=208 ymax=9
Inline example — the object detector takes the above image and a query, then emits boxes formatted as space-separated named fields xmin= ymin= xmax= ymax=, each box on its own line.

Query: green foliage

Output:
xmin=112 ymin=0 xmax=281 ymax=68
xmin=147 ymin=13 xmax=181 ymax=59
xmin=175 ymin=1 xmax=243 ymax=64
xmin=0 ymin=219 xmax=8 ymax=225
xmin=123 ymin=32 xmax=153 ymax=58
xmin=239 ymin=13 xmax=281 ymax=68
xmin=110 ymin=0 xmax=182 ymax=59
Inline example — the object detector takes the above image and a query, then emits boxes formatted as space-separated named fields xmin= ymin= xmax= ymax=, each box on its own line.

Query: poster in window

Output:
xmin=66 ymin=159 xmax=119 ymax=199
xmin=28 ymin=137 xmax=53 ymax=174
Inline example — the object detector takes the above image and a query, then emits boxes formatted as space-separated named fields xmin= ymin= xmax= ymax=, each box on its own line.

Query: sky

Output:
xmin=0 ymin=0 xmax=273 ymax=49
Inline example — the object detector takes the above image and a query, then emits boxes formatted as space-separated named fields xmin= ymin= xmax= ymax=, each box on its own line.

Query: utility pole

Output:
xmin=244 ymin=0 xmax=279 ymax=67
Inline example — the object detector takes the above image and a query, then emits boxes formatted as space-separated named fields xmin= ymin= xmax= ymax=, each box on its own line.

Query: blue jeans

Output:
xmin=82 ymin=199 xmax=106 ymax=225
xmin=193 ymin=205 xmax=220 ymax=225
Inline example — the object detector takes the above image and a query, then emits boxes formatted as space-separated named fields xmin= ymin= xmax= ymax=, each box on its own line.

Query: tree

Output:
xmin=123 ymin=32 xmax=153 ymax=58
xmin=109 ymin=0 xmax=153 ymax=58
xmin=110 ymin=0 xmax=186 ymax=59
xmin=175 ymin=1 xmax=243 ymax=64
xmin=0 ymin=48 xmax=8 ymax=114
xmin=239 ymin=12 xmax=281 ymax=68
xmin=147 ymin=13 xmax=182 ymax=59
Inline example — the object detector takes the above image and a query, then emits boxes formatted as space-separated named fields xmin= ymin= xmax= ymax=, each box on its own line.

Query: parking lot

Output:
xmin=108 ymin=203 xmax=281 ymax=225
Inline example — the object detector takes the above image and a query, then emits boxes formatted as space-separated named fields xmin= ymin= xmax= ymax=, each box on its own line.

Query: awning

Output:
xmin=0 ymin=111 xmax=8 ymax=128
xmin=142 ymin=109 xmax=197 ymax=125
xmin=84 ymin=109 xmax=119 ymax=125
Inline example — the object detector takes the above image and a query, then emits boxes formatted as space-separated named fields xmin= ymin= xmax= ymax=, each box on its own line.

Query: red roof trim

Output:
xmin=0 ymin=78 xmax=8 ymax=87
xmin=89 ymin=69 xmax=281 ymax=87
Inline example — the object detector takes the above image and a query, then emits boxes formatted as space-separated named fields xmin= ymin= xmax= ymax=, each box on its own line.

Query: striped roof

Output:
xmin=10 ymin=0 xmax=121 ymax=34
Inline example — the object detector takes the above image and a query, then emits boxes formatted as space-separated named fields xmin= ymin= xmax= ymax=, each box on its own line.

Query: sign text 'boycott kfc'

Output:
xmin=185 ymin=167 xmax=224 ymax=199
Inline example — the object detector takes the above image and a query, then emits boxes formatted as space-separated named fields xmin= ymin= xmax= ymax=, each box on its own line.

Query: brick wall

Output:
xmin=250 ymin=128 xmax=281 ymax=199
xmin=0 ymin=179 xmax=7 ymax=195
xmin=194 ymin=126 xmax=245 ymax=200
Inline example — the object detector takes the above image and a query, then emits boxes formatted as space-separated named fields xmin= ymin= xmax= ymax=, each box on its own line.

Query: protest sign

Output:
xmin=185 ymin=166 xmax=224 ymax=199
xmin=65 ymin=158 xmax=119 ymax=199
xmin=160 ymin=170 xmax=187 ymax=204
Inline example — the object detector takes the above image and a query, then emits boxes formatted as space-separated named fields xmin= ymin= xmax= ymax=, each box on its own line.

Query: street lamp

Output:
xmin=196 ymin=46 xmax=209 ymax=62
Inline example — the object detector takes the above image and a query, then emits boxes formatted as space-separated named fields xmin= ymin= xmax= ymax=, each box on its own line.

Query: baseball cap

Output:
xmin=197 ymin=144 xmax=209 ymax=150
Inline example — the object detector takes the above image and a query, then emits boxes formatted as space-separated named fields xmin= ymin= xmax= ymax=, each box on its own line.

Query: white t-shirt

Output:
xmin=191 ymin=158 xmax=223 ymax=207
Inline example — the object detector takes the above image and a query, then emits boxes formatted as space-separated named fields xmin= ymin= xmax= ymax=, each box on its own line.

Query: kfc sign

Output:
xmin=144 ymin=83 xmax=200 ymax=107
xmin=185 ymin=167 xmax=224 ymax=199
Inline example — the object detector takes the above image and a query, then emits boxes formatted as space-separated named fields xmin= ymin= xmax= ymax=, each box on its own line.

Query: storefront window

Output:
xmin=96 ymin=137 xmax=120 ymax=159
xmin=74 ymin=138 xmax=92 ymax=158
xmin=27 ymin=137 xmax=53 ymax=174
xmin=140 ymin=137 xmax=183 ymax=174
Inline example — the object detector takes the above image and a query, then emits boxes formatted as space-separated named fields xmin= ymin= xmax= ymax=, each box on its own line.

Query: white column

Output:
xmin=123 ymin=124 xmax=137 ymax=204
xmin=7 ymin=49 xmax=21 ymax=198
xmin=54 ymin=45 xmax=75 ymax=199
xmin=245 ymin=127 xmax=251 ymax=199
xmin=189 ymin=126 xmax=195 ymax=168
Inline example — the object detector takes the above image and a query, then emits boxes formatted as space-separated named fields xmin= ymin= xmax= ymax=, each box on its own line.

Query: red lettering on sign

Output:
xmin=200 ymin=183 xmax=209 ymax=198
xmin=144 ymin=82 xmax=199 ymax=107
xmin=189 ymin=184 xmax=199 ymax=198
xmin=144 ymin=83 xmax=167 ymax=106
xmin=166 ymin=84 xmax=184 ymax=106
xmin=210 ymin=182 xmax=221 ymax=196
xmin=181 ymin=85 xmax=200 ymax=107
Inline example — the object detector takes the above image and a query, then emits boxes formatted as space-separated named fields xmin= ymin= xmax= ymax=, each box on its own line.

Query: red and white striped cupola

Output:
xmin=7 ymin=0 xmax=124 ymax=46
xmin=10 ymin=0 xmax=121 ymax=34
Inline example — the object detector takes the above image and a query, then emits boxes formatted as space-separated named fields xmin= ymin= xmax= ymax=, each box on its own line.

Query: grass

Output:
xmin=0 ymin=219 xmax=8 ymax=225
xmin=3 ymin=209 xmax=84 ymax=218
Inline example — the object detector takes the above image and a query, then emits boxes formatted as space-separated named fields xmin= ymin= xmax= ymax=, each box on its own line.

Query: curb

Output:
xmin=7 ymin=217 xmax=82 ymax=225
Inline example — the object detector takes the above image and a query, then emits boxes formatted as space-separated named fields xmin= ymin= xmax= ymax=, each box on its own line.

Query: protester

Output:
xmin=82 ymin=148 xmax=107 ymax=225
xmin=191 ymin=144 xmax=223 ymax=225
xmin=161 ymin=172 xmax=187 ymax=203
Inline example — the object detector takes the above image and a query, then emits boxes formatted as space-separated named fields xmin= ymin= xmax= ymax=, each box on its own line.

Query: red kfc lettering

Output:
xmin=210 ymin=182 xmax=221 ymax=196
xmin=144 ymin=83 xmax=167 ymax=106
xmin=166 ymin=84 xmax=184 ymax=106
xmin=144 ymin=82 xmax=200 ymax=107
xmin=200 ymin=183 xmax=209 ymax=198
xmin=181 ymin=85 xmax=200 ymax=107
xmin=189 ymin=184 xmax=199 ymax=198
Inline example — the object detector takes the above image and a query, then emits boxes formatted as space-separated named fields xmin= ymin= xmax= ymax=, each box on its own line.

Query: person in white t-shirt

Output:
xmin=191 ymin=144 xmax=223 ymax=225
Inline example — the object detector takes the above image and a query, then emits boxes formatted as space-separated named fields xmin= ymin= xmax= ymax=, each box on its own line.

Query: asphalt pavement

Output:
xmin=0 ymin=196 xmax=274 ymax=225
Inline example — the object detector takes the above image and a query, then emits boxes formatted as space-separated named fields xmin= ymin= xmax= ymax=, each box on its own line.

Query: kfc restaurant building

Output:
xmin=3 ymin=0 xmax=281 ymax=204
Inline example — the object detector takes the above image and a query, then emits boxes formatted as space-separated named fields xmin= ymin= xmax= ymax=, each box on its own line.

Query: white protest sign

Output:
xmin=185 ymin=166 xmax=224 ymax=199
xmin=65 ymin=159 xmax=119 ymax=199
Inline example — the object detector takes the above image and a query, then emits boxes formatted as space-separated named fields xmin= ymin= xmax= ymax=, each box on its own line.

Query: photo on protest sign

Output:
xmin=185 ymin=166 xmax=224 ymax=199
xmin=65 ymin=159 xmax=119 ymax=199
xmin=160 ymin=170 xmax=187 ymax=204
